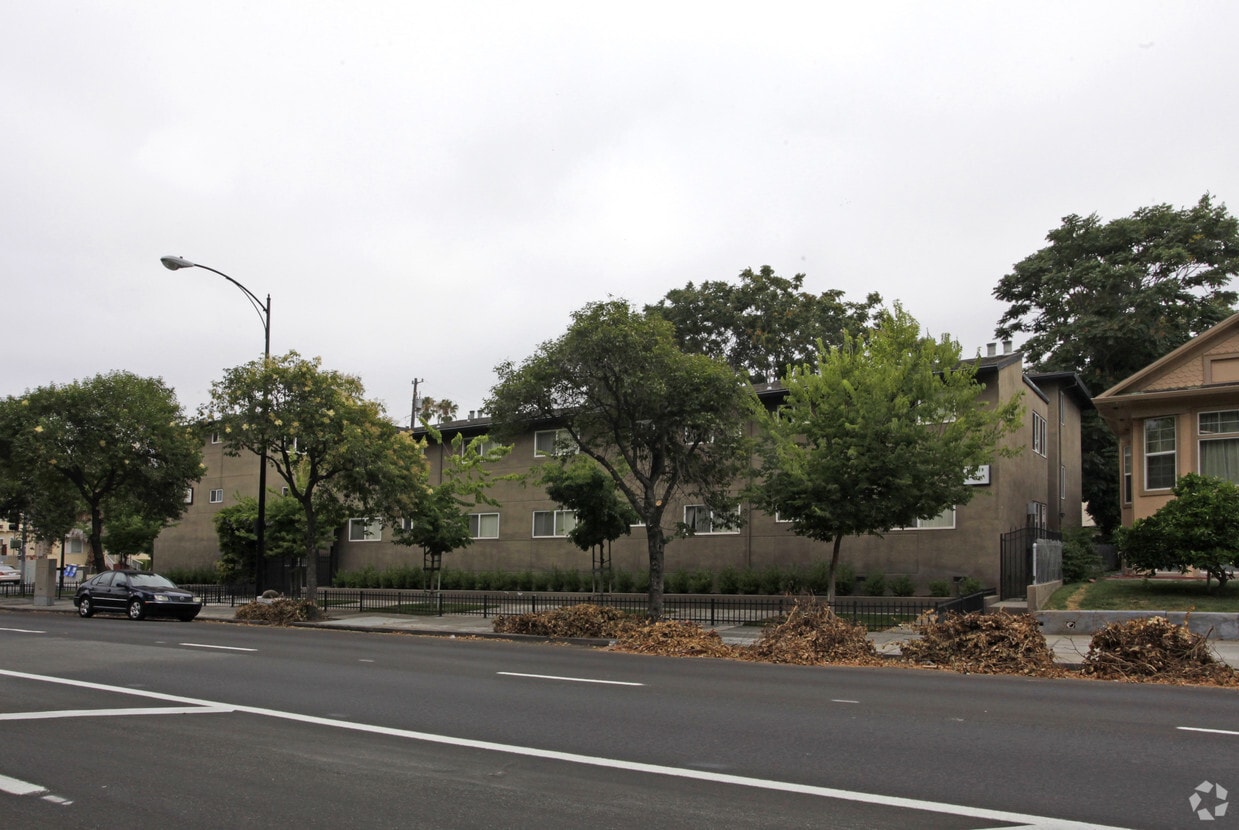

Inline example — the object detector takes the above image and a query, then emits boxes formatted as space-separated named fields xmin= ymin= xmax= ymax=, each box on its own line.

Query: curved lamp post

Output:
xmin=162 ymin=255 xmax=271 ymax=594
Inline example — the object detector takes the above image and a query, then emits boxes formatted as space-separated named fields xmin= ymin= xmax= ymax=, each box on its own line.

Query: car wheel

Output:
xmin=127 ymin=598 xmax=146 ymax=621
xmin=78 ymin=596 xmax=94 ymax=618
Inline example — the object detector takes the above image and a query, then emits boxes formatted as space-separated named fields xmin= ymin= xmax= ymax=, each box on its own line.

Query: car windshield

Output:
xmin=128 ymin=574 xmax=178 ymax=589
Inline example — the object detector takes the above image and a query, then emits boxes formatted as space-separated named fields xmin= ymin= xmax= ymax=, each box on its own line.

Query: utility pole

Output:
xmin=410 ymin=378 xmax=424 ymax=428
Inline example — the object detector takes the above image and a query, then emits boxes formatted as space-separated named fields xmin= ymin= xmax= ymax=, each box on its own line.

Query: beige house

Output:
xmin=1095 ymin=311 xmax=1239 ymax=525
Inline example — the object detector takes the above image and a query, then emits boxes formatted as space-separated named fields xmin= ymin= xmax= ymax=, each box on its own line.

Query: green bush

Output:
xmin=958 ymin=576 xmax=983 ymax=595
xmin=834 ymin=564 xmax=856 ymax=596
xmin=165 ymin=566 xmax=220 ymax=586
xmin=737 ymin=567 xmax=761 ymax=594
xmin=688 ymin=569 xmax=715 ymax=594
xmin=889 ymin=574 xmax=916 ymax=597
xmin=863 ymin=572 xmax=886 ymax=597
xmin=665 ymin=570 xmax=690 ymax=594
xmin=928 ymin=579 xmax=952 ymax=597
xmin=613 ymin=569 xmax=635 ymax=592
xmin=633 ymin=569 xmax=650 ymax=593
xmin=716 ymin=566 xmax=741 ymax=594
xmin=1062 ymin=526 xmax=1104 ymax=583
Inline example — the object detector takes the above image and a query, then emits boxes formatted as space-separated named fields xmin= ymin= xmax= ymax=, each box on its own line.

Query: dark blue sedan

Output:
xmin=74 ymin=571 xmax=203 ymax=621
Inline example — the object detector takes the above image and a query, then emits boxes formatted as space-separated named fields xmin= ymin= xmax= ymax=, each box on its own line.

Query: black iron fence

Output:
xmin=313 ymin=589 xmax=968 ymax=632
xmin=1000 ymin=526 xmax=1063 ymax=600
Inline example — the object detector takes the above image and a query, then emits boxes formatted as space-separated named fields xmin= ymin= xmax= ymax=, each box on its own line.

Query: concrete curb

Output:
xmin=1036 ymin=610 xmax=1239 ymax=639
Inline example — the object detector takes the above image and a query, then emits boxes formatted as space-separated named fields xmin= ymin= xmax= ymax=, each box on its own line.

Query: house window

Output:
xmin=209 ymin=489 xmax=223 ymax=504
xmin=532 ymin=509 xmax=577 ymax=537
xmin=210 ymin=431 xmax=221 ymax=444
xmin=469 ymin=513 xmax=500 ymax=539
xmin=684 ymin=505 xmax=740 ymax=534
xmin=1028 ymin=501 xmax=1047 ymax=529
xmin=67 ymin=537 xmax=84 ymax=554
xmin=184 ymin=487 xmax=194 ymax=504
xmin=1144 ymin=416 xmax=1176 ymax=490
xmin=348 ymin=518 xmax=383 ymax=542
xmin=1032 ymin=412 xmax=1047 ymax=457
xmin=534 ymin=429 xmax=575 ymax=457
xmin=1122 ymin=443 xmax=1133 ymax=504
xmin=1199 ymin=410 xmax=1239 ymax=484
xmin=463 ymin=437 xmax=502 ymax=457
xmin=898 ymin=507 xmax=956 ymax=530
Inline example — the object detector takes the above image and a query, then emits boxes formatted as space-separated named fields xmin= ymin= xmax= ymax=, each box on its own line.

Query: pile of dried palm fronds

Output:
xmin=901 ymin=611 xmax=1061 ymax=676
xmin=613 ymin=619 xmax=742 ymax=658
xmin=234 ymin=598 xmax=325 ymax=625
xmin=492 ymin=603 xmax=637 ymax=638
xmin=1081 ymin=616 xmax=1238 ymax=686
xmin=744 ymin=600 xmax=881 ymax=666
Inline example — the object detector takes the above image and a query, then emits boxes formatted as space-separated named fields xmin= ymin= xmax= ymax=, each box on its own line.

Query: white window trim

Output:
xmin=1032 ymin=412 xmax=1047 ymax=457
xmin=897 ymin=506 xmax=956 ymax=530
xmin=684 ymin=505 xmax=740 ymax=535
xmin=469 ymin=512 xmax=500 ymax=539
xmin=1122 ymin=443 xmax=1133 ymax=505
xmin=1143 ymin=416 xmax=1176 ymax=491
xmin=534 ymin=429 xmax=576 ymax=458
xmin=532 ymin=509 xmax=577 ymax=538
xmin=348 ymin=518 xmax=383 ymax=542
xmin=209 ymin=488 xmax=223 ymax=504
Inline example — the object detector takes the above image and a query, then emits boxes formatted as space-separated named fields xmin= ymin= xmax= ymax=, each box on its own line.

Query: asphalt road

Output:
xmin=0 ymin=610 xmax=1235 ymax=829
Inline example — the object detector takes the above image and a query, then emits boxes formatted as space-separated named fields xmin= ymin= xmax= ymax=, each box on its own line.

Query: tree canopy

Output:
xmin=213 ymin=493 xmax=335 ymax=583
xmin=0 ymin=372 xmax=203 ymax=572
xmin=751 ymin=305 xmax=1023 ymax=601
xmin=206 ymin=351 xmax=428 ymax=597
xmin=1116 ymin=474 xmax=1239 ymax=590
xmin=538 ymin=454 xmax=640 ymax=590
xmin=485 ymin=299 xmax=757 ymax=618
xmin=993 ymin=195 xmax=1239 ymax=534
xmin=647 ymin=265 xmax=882 ymax=384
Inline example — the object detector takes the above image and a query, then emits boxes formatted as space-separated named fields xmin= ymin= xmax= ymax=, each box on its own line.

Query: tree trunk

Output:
xmin=645 ymin=524 xmax=665 ymax=619
xmin=303 ymin=508 xmax=319 ymax=602
xmin=89 ymin=507 xmax=106 ymax=573
xmin=826 ymin=535 xmax=843 ymax=606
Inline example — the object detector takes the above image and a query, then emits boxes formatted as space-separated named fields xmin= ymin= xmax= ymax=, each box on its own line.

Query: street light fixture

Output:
xmin=162 ymin=255 xmax=272 ymax=594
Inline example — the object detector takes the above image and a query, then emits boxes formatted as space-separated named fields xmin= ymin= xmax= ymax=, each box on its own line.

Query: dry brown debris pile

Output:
xmin=744 ymin=601 xmax=881 ymax=666
xmin=492 ymin=604 xmax=637 ymax=638
xmin=613 ymin=620 xmax=742 ymax=659
xmin=234 ymin=599 xmax=325 ymax=625
xmin=901 ymin=611 xmax=1060 ymax=676
xmin=1082 ymin=616 xmax=1238 ymax=686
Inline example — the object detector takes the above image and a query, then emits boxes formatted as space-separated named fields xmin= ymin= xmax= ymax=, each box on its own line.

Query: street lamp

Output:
xmin=162 ymin=255 xmax=271 ymax=594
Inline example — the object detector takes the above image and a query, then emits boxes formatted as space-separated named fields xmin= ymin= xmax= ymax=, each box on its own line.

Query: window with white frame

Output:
xmin=469 ymin=513 xmax=500 ymax=539
xmin=210 ymin=431 xmax=221 ymax=444
xmin=1122 ymin=443 xmax=1133 ymax=504
xmin=684 ymin=505 xmax=740 ymax=534
xmin=1199 ymin=410 xmax=1239 ymax=484
xmin=1032 ymin=412 xmax=1047 ymax=457
xmin=898 ymin=507 xmax=956 ymax=530
xmin=184 ymin=487 xmax=194 ymax=504
xmin=532 ymin=509 xmax=577 ymax=537
xmin=534 ymin=429 xmax=575 ymax=457
xmin=209 ymin=489 xmax=223 ymax=504
xmin=1144 ymin=416 xmax=1176 ymax=490
xmin=348 ymin=518 xmax=383 ymax=542
xmin=1028 ymin=501 xmax=1047 ymax=529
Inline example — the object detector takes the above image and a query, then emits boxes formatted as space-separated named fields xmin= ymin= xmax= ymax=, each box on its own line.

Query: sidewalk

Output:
xmin=4 ymin=595 xmax=1237 ymax=669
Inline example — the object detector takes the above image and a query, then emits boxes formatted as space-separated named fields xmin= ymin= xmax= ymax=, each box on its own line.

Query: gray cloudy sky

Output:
xmin=4 ymin=2 xmax=1236 ymax=424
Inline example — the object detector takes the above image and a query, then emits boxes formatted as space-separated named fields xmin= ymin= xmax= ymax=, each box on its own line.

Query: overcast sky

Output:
xmin=4 ymin=2 xmax=1236 ymax=424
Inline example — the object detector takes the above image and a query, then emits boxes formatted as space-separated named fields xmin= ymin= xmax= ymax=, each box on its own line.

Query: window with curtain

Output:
xmin=1199 ymin=410 xmax=1239 ymax=484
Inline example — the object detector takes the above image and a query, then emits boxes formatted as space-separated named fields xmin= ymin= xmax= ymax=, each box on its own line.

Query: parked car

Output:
xmin=0 ymin=564 xmax=20 ymax=585
xmin=74 ymin=570 xmax=202 ymax=621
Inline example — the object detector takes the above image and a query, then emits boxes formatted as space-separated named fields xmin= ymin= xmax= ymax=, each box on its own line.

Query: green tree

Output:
xmin=213 ymin=494 xmax=333 ymax=583
xmin=994 ymin=195 xmax=1239 ymax=534
xmin=206 ymin=352 xmax=428 ymax=598
xmin=751 ymin=305 xmax=1023 ymax=602
xmin=647 ymin=265 xmax=882 ymax=383
xmin=0 ymin=372 xmax=203 ymax=572
xmin=485 ymin=299 xmax=757 ymax=618
xmin=392 ymin=427 xmax=511 ymax=589
xmin=1116 ymin=473 xmax=1239 ymax=589
xmin=538 ymin=455 xmax=641 ymax=591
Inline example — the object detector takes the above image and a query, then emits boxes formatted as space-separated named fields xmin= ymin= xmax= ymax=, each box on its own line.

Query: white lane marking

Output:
xmin=0 ymin=706 xmax=233 ymax=721
xmin=0 ymin=627 xmax=45 ymax=634
xmin=1178 ymin=726 xmax=1239 ymax=737
xmin=497 ymin=671 xmax=644 ymax=686
xmin=0 ymin=668 xmax=1131 ymax=830
xmin=0 ymin=773 xmax=48 ymax=796
xmin=179 ymin=642 xmax=258 ymax=652
xmin=831 ymin=699 xmax=860 ymax=704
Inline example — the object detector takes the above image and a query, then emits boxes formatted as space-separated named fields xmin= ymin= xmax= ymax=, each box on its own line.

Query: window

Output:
xmin=210 ymin=431 xmax=221 ymax=444
xmin=532 ymin=510 xmax=577 ymax=537
xmin=534 ymin=429 xmax=575 ymax=457
xmin=684 ymin=505 xmax=740 ymax=534
xmin=463 ymin=437 xmax=502 ymax=457
xmin=1028 ymin=501 xmax=1047 ymax=529
xmin=209 ymin=489 xmax=223 ymax=504
xmin=67 ymin=538 xmax=83 ymax=554
xmin=1123 ymin=443 xmax=1133 ymax=504
xmin=1199 ymin=410 xmax=1239 ymax=484
xmin=1032 ymin=412 xmax=1047 ymax=457
xmin=348 ymin=518 xmax=383 ymax=542
xmin=1144 ymin=416 xmax=1176 ymax=490
xmin=898 ymin=507 xmax=956 ymax=530
xmin=184 ymin=487 xmax=194 ymax=504
xmin=469 ymin=513 xmax=499 ymax=539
